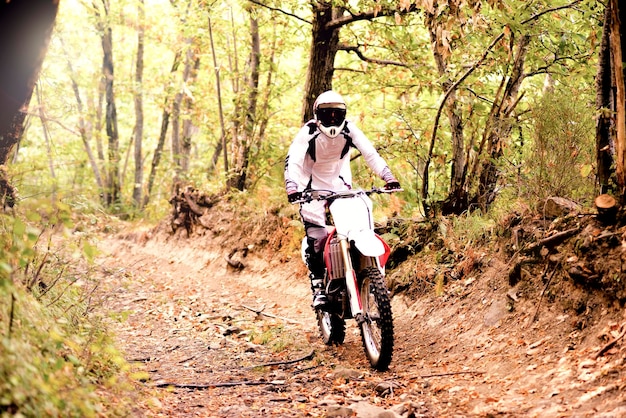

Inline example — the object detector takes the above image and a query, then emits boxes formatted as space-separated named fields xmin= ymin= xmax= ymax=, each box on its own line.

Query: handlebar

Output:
xmin=291 ymin=187 xmax=403 ymax=204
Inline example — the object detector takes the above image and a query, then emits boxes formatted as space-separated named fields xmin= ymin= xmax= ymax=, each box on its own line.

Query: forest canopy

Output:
xmin=0 ymin=0 xmax=621 ymax=219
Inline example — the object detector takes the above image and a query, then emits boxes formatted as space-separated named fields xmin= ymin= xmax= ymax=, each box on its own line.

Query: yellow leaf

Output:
xmin=580 ymin=164 xmax=593 ymax=178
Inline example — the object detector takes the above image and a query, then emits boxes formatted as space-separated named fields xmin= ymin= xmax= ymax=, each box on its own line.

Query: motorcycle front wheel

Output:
xmin=359 ymin=266 xmax=394 ymax=371
xmin=316 ymin=310 xmax=346 ymax=345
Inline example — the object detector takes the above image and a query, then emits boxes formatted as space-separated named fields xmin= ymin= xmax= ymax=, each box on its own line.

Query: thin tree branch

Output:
xmin=328 ymin=3 xmax=418 ymax=30
xmin=412 ymin=370 xmax=485 ymax=379
xmin=153 ymin=351 xmax=315 ymax=389
xmin=339 ymin=44 xmax=409 ymax=67
xmin=248 ymin=0 xmax=310 ymax=24
xmin=593 ymin=323 xmax=626 ymax=359
xmin=520 ymin=0 xmax=583 ymax=25
xmin=530 ymin=262 xmax=560 ymax=324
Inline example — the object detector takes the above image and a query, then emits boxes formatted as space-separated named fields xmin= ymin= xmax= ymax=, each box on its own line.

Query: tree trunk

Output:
xmin=424 ymin=9 xmax=468 ymax=215
xmin=229 ymin=12 xmax=260 ymax=191
xmin=596 ymin=2 xmax=614 ymax=194
xmin=208 ymin=15 xmax=229 ymax=178
xmin=180 ymin=44 xmax=201 ymax=173
xmin=143 ymin=51 xmax=181 ymax=207
xmin=133 ymin=0 xmax=145 ymax=207
xmin=171 ymin=91 xmax=181 ymax=173
xmin=301 ymin=2 xmax=340 ymax=122
xmin=61 ymin=37 xmax=106 ymax=201
xmin=95 ymin=0 xmax=121 ymax=206
xmin=609 ymin=0 xmax=626 ymax=201
xmin=0 ymin=0 xmax=59 ymax=206
xmin=35 ymin=84 xmax=56 ymax=185
xmin=0 ymin=0 xmax=59 ymax=163
xmin=300 ymin=2 xmax=417 ymax=122
xmin=473 ymin=34 xmax=530 ymax=211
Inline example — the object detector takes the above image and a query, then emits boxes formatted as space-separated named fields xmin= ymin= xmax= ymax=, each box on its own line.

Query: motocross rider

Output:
xmin=284 ymin=90 xmax=401 ymax=309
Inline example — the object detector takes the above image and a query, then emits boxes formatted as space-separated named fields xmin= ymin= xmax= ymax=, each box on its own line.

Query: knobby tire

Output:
xmin=316 ymin=310 xmax=346 ymax=345
xmin=359 ymin=266 xmax=394 ymax=371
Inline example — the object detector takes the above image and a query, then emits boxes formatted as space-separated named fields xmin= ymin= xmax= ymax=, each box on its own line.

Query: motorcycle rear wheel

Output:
xmin=359 ymin=266 xmax=394 ymax=371
xmin=316 ymin=310 xmax=346 ymax=345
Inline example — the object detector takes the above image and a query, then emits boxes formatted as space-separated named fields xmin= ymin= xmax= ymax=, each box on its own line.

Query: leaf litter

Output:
xmin=94 ymin=201 xmax=626 ymax=417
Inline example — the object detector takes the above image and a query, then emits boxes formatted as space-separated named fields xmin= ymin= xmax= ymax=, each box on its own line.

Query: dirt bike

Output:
xmin=293 ymin=187 xmax=399 ymax=371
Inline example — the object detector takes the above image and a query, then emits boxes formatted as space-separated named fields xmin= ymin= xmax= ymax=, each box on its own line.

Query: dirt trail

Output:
xmin=96 ymin=226 xmax=626 ymax=417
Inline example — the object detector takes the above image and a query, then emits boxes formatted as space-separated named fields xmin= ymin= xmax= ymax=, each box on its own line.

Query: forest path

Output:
xmin=95 ymin=227 xmax=626 ymax=417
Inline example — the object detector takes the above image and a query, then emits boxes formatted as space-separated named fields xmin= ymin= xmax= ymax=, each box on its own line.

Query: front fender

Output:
xmin=350 ymin=229 xmax=385 ymax=257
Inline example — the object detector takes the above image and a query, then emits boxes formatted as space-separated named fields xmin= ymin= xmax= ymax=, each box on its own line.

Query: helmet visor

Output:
xmin=317 ymin=107 xmax=346 ymax=128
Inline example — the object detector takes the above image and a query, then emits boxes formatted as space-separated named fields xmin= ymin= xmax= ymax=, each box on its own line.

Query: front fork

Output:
xmin=338 ymin=237 xmax=365 ymax=321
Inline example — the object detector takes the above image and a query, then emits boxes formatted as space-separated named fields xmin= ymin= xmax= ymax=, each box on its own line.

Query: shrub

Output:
xmin=0 ymin=201 xmax=137 ymax=417
xmin=520 ymin=87 xmax=595 ymax=207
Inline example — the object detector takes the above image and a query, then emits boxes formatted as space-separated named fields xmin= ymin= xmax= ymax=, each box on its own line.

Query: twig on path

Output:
xmin=593 ymin=323 xmax=626 ymax=360
xmin=128 ymin=356 xmax=152 ymax=362
xmin=152 ymin=351 xmax=316 ymax=390
xmin=293 ymin=364 xmax=323 ymax=375
xmin=529 ymin=262 xmax=561 ymax=326
xmin=242 ymin=304 xmax=303 ymax=325
xmin=225 ymin=246 xmax=249 ymax=269
xmin=245 ymin=350 xmax=315 ymax=369
xmin=153 ymin=379 xmax=286 ymax=389
xmin=413 ymin=370 xmax=485 ymax=379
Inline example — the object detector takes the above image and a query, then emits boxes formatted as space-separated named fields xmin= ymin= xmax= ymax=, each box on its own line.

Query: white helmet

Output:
xmin=313 ymin=90 xmax=347 ymax=138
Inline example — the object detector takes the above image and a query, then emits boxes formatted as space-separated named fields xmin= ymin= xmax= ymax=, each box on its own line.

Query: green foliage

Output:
xmin=449 ymin=209 xmax=497 ymax=249
xmin=518 ymin=87 xmax=596 ymax=207
xmin=0 ymin=205 xmax=138 ymax=417
xmin=14 ymin=0 xmax=601 ymax=222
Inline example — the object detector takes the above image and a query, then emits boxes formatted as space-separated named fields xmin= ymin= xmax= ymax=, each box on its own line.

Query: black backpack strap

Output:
xmin=340 ymin=124 xmax=353 ymax=159
xmin=306 ymin=120 xmax=317 ymax=135
xmin=306 ymin=121 xmax=320 ymax=162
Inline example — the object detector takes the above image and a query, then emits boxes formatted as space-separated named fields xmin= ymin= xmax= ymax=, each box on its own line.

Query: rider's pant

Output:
xmin=300 ymin=200 xmax=328 ymax=279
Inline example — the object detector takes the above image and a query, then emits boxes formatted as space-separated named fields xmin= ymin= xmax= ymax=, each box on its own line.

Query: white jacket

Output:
xmin=284 ymin=120 xmax=390 ymax=194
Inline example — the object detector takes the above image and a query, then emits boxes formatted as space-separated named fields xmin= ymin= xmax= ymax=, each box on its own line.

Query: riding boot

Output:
xmin=310 ymin=274 xmax=328 ymax=309
xmin=305 ymin=239 xmax=328 ymax=309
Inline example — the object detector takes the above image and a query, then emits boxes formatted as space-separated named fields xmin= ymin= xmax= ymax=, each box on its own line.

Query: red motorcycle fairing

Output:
xmin=377 ymin=234 xmax=391 ymax=267
xmin=322 ymin=227 xmax=339 ymax=279
xmin=323 ymin=227 xmax=392 ymax=279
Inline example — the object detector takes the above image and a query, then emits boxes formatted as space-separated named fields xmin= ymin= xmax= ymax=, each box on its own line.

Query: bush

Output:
xmin=520 ymin=88 xmax=595 ymax=207
xmin=0 ymin=201 xmax=137 ymax=417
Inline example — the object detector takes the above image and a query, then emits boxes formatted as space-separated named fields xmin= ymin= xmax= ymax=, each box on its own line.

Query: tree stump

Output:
xmin=594 ymin=194 xmax=618 ymax=224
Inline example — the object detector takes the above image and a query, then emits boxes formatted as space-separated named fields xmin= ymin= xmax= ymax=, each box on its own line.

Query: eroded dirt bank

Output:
xmin=95 ymin=209 xmax=626 ymax=417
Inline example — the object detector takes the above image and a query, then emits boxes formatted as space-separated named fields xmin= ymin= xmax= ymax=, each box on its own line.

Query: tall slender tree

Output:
xmin=228 ymin=7 xmax=261 ymax=191
xmin=133 ymin=0 xmax=146 ymax=206
xmin=93 ymin=0 xmax=121 ymax=206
